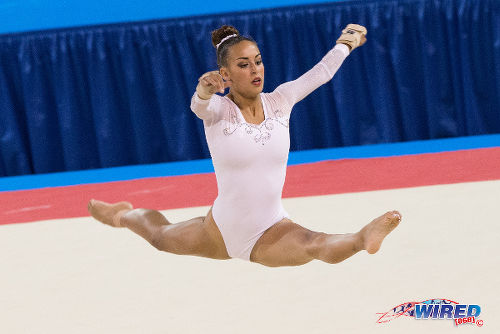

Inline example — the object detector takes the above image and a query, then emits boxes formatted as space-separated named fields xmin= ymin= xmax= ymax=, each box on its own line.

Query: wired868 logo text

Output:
xmin=376 ymin=298 xmax=483 ymax=327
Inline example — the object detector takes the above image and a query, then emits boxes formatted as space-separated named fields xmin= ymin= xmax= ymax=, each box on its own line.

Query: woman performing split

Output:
xmin=88 ymin=24 xmax=402 ymax=267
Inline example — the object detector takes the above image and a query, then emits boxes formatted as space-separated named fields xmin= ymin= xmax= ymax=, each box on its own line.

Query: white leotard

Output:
xmin=191 ymin=44 xmax=350 ymax=260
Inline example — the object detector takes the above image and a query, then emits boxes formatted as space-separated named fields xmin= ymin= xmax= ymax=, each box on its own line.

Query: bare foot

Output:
xmin=88 ymin=199 xmax=133 ymax=227
xmin=361 ymin=211 xmax=402 ymax=254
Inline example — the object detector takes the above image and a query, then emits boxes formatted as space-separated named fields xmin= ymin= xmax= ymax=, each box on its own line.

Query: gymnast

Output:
xmin=88 ymin=24 xmax=402 ymax=267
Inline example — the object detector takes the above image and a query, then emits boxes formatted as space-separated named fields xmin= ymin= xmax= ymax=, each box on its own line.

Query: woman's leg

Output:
xmin=88 ymin=200 xmax=230 ymax=260
xmin=250 ymin=211 xmax=401 ymax=267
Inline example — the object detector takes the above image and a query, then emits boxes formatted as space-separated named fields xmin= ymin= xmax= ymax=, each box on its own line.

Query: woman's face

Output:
xmin=220 ymin=40 xmax=264 ymax=98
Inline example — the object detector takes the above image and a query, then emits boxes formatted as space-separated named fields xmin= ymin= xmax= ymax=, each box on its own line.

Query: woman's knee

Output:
xmin=149 ymin=226 xmax=172 ymax=252
xmin=151 ymin=230 xmax=202 ymax=255
xmin=304 ymin=231 xmax=328 ymax=259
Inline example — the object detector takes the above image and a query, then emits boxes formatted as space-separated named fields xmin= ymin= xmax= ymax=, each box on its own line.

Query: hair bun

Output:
xmin=211 ymin=25 xmax=240 ymax=48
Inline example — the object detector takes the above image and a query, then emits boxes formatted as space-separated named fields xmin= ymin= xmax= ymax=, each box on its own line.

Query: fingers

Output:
xmin=198 ymin=70 xmax=219 ymax=81
xmin=344 ymin=24 xmax=367 ymax=35
xmin=359 ymin=34 xmax=367 ymax=47
xmin=204 ymin=76 xmax=220 ymax=93
xmin=336 ymin=23 xmax=367 ymax=52
xmin=199 ymin=71 xmax=226 ymax=93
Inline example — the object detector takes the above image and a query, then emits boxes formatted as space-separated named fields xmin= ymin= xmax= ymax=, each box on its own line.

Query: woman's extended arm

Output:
xmin=274 ymin=44 xmax=350 ymax=107
xmin=190 ymin=92 xmax=214 ymax=121
xmin=274 ymin=24 xmax=367 ymax=108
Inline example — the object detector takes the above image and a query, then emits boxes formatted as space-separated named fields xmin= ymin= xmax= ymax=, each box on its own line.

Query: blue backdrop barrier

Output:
xmin=0 ymin=0 xmax=499 ymax=176
xmin=0 ymin=0 xmax=344 ymax=35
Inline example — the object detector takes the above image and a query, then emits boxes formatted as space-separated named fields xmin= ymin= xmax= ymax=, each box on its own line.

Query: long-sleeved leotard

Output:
xmin=190 ymin=44 xmax=350 ymax=260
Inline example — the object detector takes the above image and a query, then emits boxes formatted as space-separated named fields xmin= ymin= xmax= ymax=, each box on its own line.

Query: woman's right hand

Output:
xmin=196 ymin=71 xmax=231 ymax=100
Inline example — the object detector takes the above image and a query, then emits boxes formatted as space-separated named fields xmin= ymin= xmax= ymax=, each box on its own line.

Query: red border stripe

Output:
xmin=1 ymin=147 xmax=499 ymax=225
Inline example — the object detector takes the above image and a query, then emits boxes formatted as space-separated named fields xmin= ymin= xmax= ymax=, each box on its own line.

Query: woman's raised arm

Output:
xmin=274 ymin=24 xmax=367 ymax=108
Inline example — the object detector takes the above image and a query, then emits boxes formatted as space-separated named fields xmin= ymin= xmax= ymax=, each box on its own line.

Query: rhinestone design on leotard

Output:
xmin=223 ymin=109 xmax=289 ymax=145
